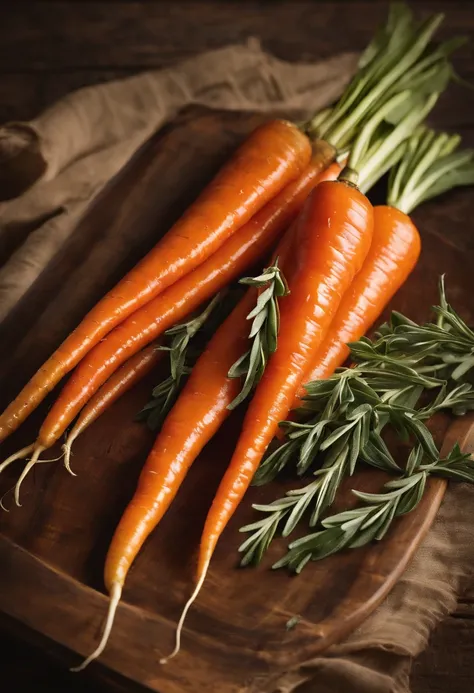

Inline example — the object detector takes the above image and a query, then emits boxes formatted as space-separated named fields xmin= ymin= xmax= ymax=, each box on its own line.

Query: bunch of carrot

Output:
xmin=0 ymin=2 xmax=473 ymax=670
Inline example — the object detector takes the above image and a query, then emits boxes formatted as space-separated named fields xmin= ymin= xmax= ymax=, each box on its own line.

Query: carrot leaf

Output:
xmin=320 ymin=8 xmax=446 ymax=150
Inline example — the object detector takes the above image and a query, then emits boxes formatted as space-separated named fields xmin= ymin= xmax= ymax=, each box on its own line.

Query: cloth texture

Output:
xmin=0 ymin=41 xmax=471 ymax=693
xmin=0 ymin=41 xmax=355 ymax=321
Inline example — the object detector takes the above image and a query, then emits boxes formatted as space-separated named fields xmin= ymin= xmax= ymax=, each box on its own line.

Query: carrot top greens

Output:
xmin=307 ymin=3 xmax=465 ymax=152
xmin=388 ymin=127 xmax=474 ymax=214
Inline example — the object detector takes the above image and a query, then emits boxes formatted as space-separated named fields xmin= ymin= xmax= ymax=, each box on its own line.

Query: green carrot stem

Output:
xmin=344 ymin=92 xmax=439 ymax=193
xmin=323 ymin=13 xmax=444 ymax=148
xmin=388 ymin=127 xmax=474 ymax=214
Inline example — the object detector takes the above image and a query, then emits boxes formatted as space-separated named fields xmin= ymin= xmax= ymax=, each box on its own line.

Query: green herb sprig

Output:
xmin=227 ymin=261 xmax=289 ymax=410
xmin=138 ymin=293 xmax=229 ymax=430
xmin=273 ymin=444 xmax=472 ymax=574
xmin=239 ymin=280 xmax=474 ymax=569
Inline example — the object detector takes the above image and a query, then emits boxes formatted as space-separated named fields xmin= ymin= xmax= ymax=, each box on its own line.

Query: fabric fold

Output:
xmin=0 ymin=43 xmax=356 ymax=320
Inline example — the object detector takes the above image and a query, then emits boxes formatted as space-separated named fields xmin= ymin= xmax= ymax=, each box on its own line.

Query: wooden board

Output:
xmin=0 ymin=107 xmax=473 ymax=693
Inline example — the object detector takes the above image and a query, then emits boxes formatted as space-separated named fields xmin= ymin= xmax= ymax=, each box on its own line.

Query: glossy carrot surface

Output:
xmin=104 ymin=290 xmax=255 ymax=591
xmin=103 ymin=157 xmax=341 ymax=593
xmin=62 ymin=344 xmax=163 ymax=472
xmin=34 ymin=145 xmax=335 ymax=450
xmin=294 ymin=205 xmax=421 ymax=405
xmin=199 ymin=180 xmax=374 ymax=570
xmin=0 ymin=119 xmax=311 ymax=443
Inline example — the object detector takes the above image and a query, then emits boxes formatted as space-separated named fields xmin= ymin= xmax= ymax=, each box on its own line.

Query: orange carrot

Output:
xmin=0 ymin=119 xmax=312 ymax=443
xmin=48 ymin=152 xmax=338 ymax=450
xmin=64 ymin=160 xmax=343 ymax=470
xmin=163 ymin=178 xmax=374 ymax=660
xmin=62 ymin=344 xmax=164 ymax=474
xmin=293 ymin=205 xmax=421 ymax=406
xmin=1 ymin=145 xmax=335 ymax=495
xmin=71 ymin=178 xmax=317 ymax=668
xmin=71 ymin=290 xmax=256 ymax=671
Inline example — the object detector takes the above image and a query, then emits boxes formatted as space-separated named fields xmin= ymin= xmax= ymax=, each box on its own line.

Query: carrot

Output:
xmin=65 ymin=161 xmax=342 ymax=472
xmin=294 ymin=121 xmax=474 ymax=405
xmin=72 ymin=190 xmax=308 ymax=669
xmin=1 ymin=5 xmax=451 ymax=447
xmin=160 ymin=177 xmax=374 ymax=660
xmin=62 ymin=344 xmax=164 ymax=474
xmin=2 ymin=143 xmax=335 ymax=496
xmin=68 ymin=11 xmax=456 ymax=667
xmin=293 ymin=205 xmax=421 ymax=407
xmin=0 ymin=119 xmax=312 ymax=444
xmin=71 ymin=289 xmax=256 ymax=671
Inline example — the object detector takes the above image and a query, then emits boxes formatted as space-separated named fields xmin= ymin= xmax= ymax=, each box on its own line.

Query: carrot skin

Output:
xmin=294 ymin=205 xmax=421 ymax=405
xmin=104 ymin=291 xmax=255 ymax=591
xmin=306 ymin=159 xmax=343 ymax=185
xmin=103 ymin=160 xmax=340 ymax=590
xmin=271 ymin=160 xmax=343 ymax=262
xmin=199 ymin=180 xmax=374 ymax=569
xmin=35 ymin=146 xmax=335 ymax=449
xmin=70 ymin=344 xmax=163 ymax=441
xmin=0 ymin=120 xmax=311 ymax=443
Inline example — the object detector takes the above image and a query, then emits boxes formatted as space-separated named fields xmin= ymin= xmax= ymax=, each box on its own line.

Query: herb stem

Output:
xmin=239 ymin=279 xmax=474 ymax=569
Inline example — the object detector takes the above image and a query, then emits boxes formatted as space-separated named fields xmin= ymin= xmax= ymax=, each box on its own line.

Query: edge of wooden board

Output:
xmin=0 ymin=475 xmax=447 ymax=689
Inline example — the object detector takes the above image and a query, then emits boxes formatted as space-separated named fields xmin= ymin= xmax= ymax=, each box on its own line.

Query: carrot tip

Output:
xmin=0 ymin=484 xmax=15 ymax=512
xmin=0 ymin=443 xmax=35 ymax=475
xmin=62 ymin=439 xmax=77 ymax=476
xmin=160 ymin=561 xmax=210 ymax=665
xmin=14 ymin=445 xmax=46 ymax=507
xmin=71 ymin=582 xmax=122 ymax=672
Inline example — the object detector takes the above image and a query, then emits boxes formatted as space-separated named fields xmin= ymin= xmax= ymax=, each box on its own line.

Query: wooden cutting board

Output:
xmin=0 ymin=107 xmax=473 ymax=693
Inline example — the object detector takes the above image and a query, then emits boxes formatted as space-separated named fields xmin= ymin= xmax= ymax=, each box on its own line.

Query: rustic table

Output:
xmin=1 ymin=2 xmax=473 ymax=692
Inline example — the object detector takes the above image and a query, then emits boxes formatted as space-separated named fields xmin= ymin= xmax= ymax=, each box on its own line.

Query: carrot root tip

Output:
xmin=0 ymin=485 xmax=15 ymax=512
xmin=0 ymin=443 xmax=35 ymax=475
xmin=62 ymin=437 xmax=77 ymax=476
xmin=70 ymin=582 xmax=122 ymax=672
xmin=160 ymin=561 xmax=210 ymax=665
xmin=14 ymin=445 xmax=46 ymax=506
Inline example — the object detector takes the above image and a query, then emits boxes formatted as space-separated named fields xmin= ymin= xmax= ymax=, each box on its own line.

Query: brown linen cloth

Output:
xmin=0 ymin=42 xmax=472 ymax=693
xmin=0 ymin=41 xmax=355 ymax=322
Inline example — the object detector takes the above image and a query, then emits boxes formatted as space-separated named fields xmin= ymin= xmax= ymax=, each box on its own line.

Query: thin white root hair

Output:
xmin=0 ymin=444 xmax=35 ymax=474
xmin=0 ymin=484 xmax=16 ymax=512
xmin=14 ymin=445 xmax=46 ymax=506
xmin=0 ymin=445 xmax=62 ymax=513
xmin=37 ymin=452 xmax=65 ymax=464
xmin=70 ymin=582 xmax=122 ymax=672
xmin=62 ymin=432 xmax=79 ymax=476
xmin=160 ymin=560 xmax=210 ymax=664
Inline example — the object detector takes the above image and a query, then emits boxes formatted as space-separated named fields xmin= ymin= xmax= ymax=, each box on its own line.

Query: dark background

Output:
xmin=1 ymin=2 xmax=473 ymax=692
